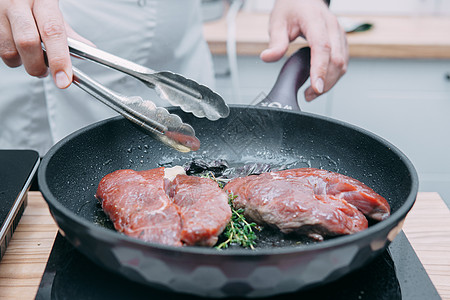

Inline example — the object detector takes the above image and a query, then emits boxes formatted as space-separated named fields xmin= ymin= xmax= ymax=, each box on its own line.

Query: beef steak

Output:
xmin=96 ymin=167 xmax=231 ymax=247
xmin=166 ymin=174 xmax=231 ymax=246
xmin=225 ymin=168 xmax=390 ymax=241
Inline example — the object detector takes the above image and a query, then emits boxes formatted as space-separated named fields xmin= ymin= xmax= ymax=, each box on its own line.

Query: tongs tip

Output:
xmin=164 ymin=130 xmax=201 ymax=152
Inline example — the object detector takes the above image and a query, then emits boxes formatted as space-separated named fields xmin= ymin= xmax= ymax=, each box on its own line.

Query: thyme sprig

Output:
xmin=215 ymin=193 xmax=260 ymax=250
xmin=201 ymin=171 xmax=260 ymax=250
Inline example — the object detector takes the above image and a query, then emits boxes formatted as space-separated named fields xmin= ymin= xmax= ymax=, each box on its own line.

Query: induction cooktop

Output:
xmin=0 ymin=149 xmax=40 ymax=260
xmin=35 ymin=231 xmax=440 ymax=300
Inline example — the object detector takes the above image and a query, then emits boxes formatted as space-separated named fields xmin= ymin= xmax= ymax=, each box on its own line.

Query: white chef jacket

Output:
xmin=0 ymin=0 xmax=214 ymax=156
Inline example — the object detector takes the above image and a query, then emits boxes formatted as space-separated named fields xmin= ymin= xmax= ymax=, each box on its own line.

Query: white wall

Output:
xmin=330 ymin=0 xmax=448 ymax=16
xmin=242 ymin=0 xmax=450 ymax=16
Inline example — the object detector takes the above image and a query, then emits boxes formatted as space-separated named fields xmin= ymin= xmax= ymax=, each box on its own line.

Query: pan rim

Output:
xmin=38 ymin=105 xmax=419 ymax=256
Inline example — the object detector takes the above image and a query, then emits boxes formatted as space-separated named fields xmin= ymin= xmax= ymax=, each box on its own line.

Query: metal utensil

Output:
xmin=72 ymin=67 xmax=200 ymax=153
xmin=67 ymin=38 xmax=229 ymax=121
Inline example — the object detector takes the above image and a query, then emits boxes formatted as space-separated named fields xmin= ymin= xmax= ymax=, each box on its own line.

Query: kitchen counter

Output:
xmin=203 ymin=12 xmax=450 ymax=59
xmin=0 ymin=192 xmax=449 ymax=299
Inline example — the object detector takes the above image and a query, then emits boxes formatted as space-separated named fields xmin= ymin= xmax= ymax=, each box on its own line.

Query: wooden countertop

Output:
xmin=0 ymin=191 xmax=449 ymax=299
xmin=203 ymin=12 xmax=450 ymax=59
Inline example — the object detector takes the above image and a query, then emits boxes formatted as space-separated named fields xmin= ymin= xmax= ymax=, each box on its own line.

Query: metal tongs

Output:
xmin=51 ymin=38 xmax=230 ymax=152
xmin=72 ymin=66 xmax=201 ymax=152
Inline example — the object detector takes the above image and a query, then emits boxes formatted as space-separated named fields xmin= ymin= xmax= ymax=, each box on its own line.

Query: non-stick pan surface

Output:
xmin=38 ymin=105 xmax=418 ymax=298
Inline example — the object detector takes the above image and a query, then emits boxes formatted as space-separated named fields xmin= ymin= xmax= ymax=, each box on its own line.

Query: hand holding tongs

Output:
xmin=43 ymin=39 xmax=229 ymax=152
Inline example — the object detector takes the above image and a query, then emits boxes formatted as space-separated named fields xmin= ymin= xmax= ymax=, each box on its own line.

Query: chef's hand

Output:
xmin=0 ymin=0 xmax=89 ymax=89
xmin=261 ymin=0 xmax=348 ymax=101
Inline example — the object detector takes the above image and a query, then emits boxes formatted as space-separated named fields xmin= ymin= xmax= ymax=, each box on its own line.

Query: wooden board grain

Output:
xmin=403 ymin=192 xmax=450 ymax=300
xmin=0 ymin=192 xmax=57 ymax=299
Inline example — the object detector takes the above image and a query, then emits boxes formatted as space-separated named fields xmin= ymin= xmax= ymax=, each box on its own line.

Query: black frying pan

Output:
xmin=38 ymin=48 xmax=418 ymax=298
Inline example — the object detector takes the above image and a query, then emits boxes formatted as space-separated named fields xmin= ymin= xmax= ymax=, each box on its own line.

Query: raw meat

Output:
xmin=96 ymin=167 xmax=231 ymax=247
xmin=276 ymin=168 xmax=390 ymax=221
xmin=96 ymin=168 xmax=182 ymax=246
xmin=166 ymin=175 xmax=231 ymax=246
xmin=225 ymin=168 xmax=390 ymax=241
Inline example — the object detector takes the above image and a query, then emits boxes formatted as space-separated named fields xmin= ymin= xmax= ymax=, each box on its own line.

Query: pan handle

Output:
xmin=256 ymin=47 xmax=311 ymax=111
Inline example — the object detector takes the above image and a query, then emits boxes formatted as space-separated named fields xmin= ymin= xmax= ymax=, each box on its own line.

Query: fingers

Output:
xmin=0 ymin=13 xmax=22 ymax=68
xmin=34 ymin=0 xmax=72 ymax=88
xmin=7 ymin=3 xmax=49 ymax=77
xmin=0 ymin=1 xmax=49 ymax=76
xmin=0 ymin=0 xmax=72 ymax=88
xmin=302 ymin=15 xmax=330 ymax=100
xmin=305 ymin=14 xmax=348 ymax=101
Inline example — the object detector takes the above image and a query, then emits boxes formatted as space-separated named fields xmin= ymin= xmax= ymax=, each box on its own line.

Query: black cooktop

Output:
xmin=0 ymin=149 xmax=40 ymax=260
xmin=35 ymin=231 xmax=440 ymax=300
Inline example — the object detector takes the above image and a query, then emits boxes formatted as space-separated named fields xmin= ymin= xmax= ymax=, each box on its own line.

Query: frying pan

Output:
xmin=38 ymin=48 xmax=418 ymax=298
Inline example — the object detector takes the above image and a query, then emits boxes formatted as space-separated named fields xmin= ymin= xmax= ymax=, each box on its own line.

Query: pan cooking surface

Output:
xmin=90 ymin=158 xmax=385 ymax=249
xmin=42 ymin=107 xmax=415 ymax=251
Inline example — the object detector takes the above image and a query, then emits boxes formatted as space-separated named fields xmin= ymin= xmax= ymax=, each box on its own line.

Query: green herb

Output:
xmin=200 ymin=171 xmax=260 ymax=250
xmin=215 ymin=193 xmax=260 ymax=250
